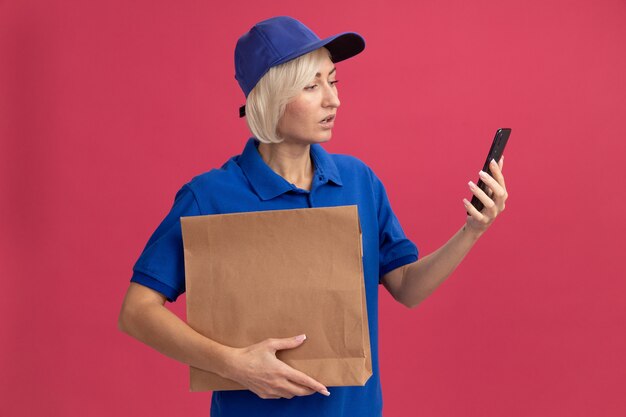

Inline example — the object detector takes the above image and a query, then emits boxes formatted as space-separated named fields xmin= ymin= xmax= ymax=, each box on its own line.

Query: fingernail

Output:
xmin=295 ymin=334 xmax=306 ymax=342
xmin=490 ymin=158 xmax=497 ymax=165
xmin=321 ymin=389 xmax=330 ymax=396
xmin=468 ymin=181 xmax=475 ymax=189
xmin=478 ymin=170 xmax=487 ymax=178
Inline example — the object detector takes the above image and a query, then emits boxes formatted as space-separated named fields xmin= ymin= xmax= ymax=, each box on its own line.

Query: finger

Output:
xmin=488 ymin=159 xmax=507 ymax=191
xmin=469 ymin=181 xmax=496 ymax=214
xmin=283 ymin=380 xmax=317 ymax=397
xmin=263 ymin=395 xmax=281 ymax=400
xmin=255 ymin=390 xmax=281 ymax=400
xmin=271 ymin=381 xmax=313 ymax=399
xmin=463 ymin=198 xmax=486 ymax=223
xmin=266 ymin=378 xmax=317 ymax=400
xmin=498 ymin=155 xmax=504 ymax=171
xmin=268 ymin=335 xmax=306 ymax=352
xmin=478 ymin=171 xmax=506 ymax=206
xmin=280 ymin=363 xmax=330 ymax=396
xmin=274 ymin=386 xmax=296 ymax=399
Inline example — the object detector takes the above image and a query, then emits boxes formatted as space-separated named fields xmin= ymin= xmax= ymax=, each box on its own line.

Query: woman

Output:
xmin=118 ymin=16 xmax=508 ymax=417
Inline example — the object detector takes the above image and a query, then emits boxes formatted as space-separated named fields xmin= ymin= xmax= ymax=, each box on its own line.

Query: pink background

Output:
xmin=1 ymin=0 xmax=625 ymax=416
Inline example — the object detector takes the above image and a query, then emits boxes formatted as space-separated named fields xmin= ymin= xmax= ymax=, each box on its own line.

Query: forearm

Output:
xmin=118 ymin=283 xmax=331 ymax=399
xmin=118 ymin=300 xmax=235 ymax=378
xmin=394 ymin=157 xmax=508 ymax=308
xmin=398 ymin=225 xmax=482 ymax=308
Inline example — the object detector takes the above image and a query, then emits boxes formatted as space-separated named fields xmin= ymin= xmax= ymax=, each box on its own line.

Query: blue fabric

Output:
xmin=130 ymin=138 xmax=418 ymax=417
xmin=235 ymin=16 xmax=365 ymax=98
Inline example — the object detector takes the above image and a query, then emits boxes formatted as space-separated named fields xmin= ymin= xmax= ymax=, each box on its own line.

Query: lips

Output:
xmin=320 ymin=114 xmax=336 ymax=124
xmin=320 ymin=114 xmax=335 ymax=130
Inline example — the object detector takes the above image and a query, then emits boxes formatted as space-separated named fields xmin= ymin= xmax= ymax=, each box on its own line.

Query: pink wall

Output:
xmin=1 ymin=0 xmax=625 ymax=416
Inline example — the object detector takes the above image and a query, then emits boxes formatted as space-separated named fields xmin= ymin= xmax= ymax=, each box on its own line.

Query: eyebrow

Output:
xmin=315 ymin=67 xmax=337 ymax=78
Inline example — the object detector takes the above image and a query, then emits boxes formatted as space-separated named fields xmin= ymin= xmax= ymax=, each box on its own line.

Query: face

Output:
xmin=276 ymin=55 xmax=340 ymax=145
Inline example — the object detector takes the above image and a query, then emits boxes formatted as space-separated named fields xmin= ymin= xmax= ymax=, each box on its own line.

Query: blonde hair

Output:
xmin=245 ymin=47 xmax=332 ymax=144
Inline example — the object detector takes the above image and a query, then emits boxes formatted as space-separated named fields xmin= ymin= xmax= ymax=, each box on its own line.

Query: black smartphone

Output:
xmin=469 ymin=128 xmax=512 ymax=213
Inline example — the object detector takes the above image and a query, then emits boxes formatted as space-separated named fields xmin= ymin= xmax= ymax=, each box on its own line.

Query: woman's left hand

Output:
xmin=463 ymin=156 xmax=508 ymax=237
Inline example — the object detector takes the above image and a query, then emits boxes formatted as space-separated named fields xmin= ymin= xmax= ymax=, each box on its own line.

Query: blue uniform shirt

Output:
xmin=131 ymin=138 xmax=418 ymax=417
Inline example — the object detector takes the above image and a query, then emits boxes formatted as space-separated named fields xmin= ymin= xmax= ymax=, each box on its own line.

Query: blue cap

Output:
xmin=235 ymin=16 xmax=365 ymax=116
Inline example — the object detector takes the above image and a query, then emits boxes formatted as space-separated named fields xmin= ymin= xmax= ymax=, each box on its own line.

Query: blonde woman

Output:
xmin=118 ymin=16 xmax=508 ymax=417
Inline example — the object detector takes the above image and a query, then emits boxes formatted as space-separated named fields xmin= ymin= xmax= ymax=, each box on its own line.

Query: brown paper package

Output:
xmin=181 ymin=205 xmax=373 ymax=391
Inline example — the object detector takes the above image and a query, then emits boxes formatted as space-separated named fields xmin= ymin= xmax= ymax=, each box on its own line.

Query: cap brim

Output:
xmin=323 ymin=32 xmax=366 ymax=63
xmin=273 ymin=31 xmax=365 ymax=67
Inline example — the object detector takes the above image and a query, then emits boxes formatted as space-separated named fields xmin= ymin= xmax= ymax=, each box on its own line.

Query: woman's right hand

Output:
xmin=223 ymin=334 xmax=331 ymax=400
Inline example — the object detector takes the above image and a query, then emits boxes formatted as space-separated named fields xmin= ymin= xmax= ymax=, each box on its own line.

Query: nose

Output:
xmin=322 ymin=83 xmax=340 ymax=109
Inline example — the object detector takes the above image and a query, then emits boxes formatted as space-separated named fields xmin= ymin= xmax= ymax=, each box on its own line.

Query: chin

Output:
xmin=314 ymin=136 xmax=332 ymax=144
xmin=283 ymin=131 xmax=333 ymax=146
xmin=313 ymin=131 xmax=333 ymax=144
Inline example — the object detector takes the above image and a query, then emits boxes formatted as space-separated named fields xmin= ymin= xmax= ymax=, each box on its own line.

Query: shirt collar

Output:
xmin=237 ymin=138 xmax=343 ymax=201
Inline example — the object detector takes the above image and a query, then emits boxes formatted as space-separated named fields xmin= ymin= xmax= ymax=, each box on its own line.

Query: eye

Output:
xmin=329 ymin=80 xmax=339 ymax=87
xmin=304 ymin=84 xmax=318 ymax=90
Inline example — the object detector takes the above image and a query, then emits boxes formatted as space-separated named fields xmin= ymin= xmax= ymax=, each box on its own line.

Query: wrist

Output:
xmin=196 ymin=340 xmax=240 ymax=379
xmin=462 ymin=223 xmax=484 ymax=242
xmin=216 ymin=345 xmax=242 ymax=380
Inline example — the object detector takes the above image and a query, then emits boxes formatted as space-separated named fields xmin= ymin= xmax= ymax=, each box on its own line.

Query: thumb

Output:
xmin=269 ymin=334 xmax=307 ymax=352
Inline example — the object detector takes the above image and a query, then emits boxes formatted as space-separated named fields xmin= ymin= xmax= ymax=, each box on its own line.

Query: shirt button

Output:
xmin=318 ymin=175 xmax=324 ymax=181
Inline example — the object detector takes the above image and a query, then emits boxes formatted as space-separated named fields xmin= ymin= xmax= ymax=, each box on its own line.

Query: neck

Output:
xmin=257 ymin=140 xmax=314 ymax=188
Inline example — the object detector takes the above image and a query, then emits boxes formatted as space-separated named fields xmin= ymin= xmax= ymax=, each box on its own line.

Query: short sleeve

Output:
xmin=130 ymin=185 xmax=201 ymax=301
xmin=369 ymin=169 xmax=419 ymax=282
